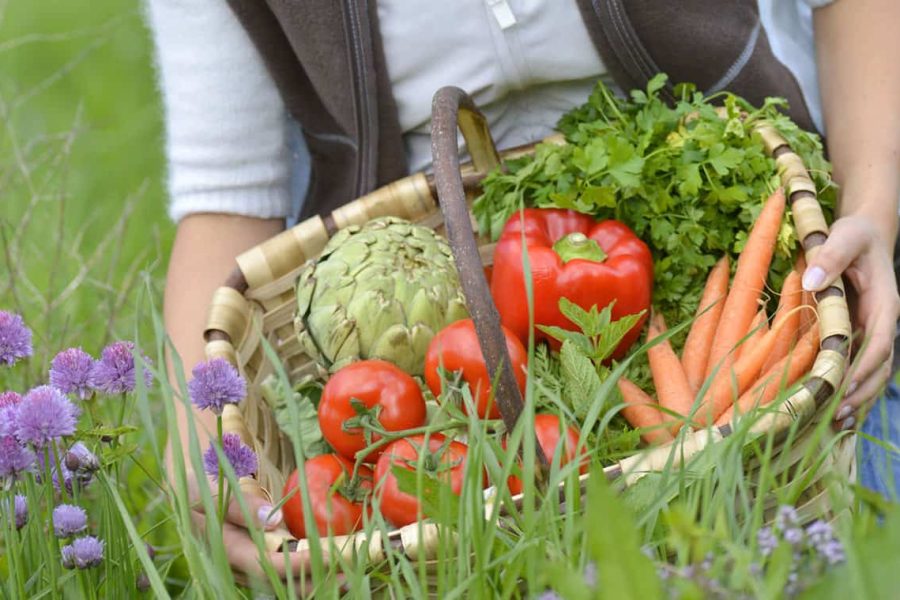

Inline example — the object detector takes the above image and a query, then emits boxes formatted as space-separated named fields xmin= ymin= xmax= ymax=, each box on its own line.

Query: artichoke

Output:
xmin=294 ymin=217 xmax=469 ymax=376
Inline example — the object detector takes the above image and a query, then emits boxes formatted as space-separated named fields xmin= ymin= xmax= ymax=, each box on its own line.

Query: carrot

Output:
xmin=617 ymin=378 xmax=674 ymax=445
xmin=736 ymin=309 xmax=768 ymax=360
xmin=648 ymin=313 xmax=695 ymax=433
xmin=760 ymin=270 xmax=802 ymax=372
xmin=706 ymin=188 xmax=786 ymax=379
xmin=682 ymin=256 xmax=730 ymax=393
xmin=716 ymin=325 xmax=819 ymax=425
xmin=695 ymin=312 xmax=794 ymax=426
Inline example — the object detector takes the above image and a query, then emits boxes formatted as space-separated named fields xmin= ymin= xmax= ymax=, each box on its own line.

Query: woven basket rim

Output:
xmin=202 ymin=110 xmax=852 ymax=557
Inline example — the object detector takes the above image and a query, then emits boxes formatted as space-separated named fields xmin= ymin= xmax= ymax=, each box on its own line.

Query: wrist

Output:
xmin=833 ymin=173 xmax=899 ymax=248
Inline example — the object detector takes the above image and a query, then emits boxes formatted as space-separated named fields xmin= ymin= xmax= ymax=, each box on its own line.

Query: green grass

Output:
xmin=2 ymin=2 xmax=899 ymax=598
xmin=1 ymin=0 xmax=170 ymax=352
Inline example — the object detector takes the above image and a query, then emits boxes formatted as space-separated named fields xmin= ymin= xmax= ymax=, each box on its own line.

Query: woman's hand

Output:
xmin=803 ymin=213 xmax=899 ymax=429
xmin=813 ymin=0 xmax=900 ymax=430
xmin=164 ymin=214 xmax=325 ymax=587
xmin=185 ymin=469 xmax=326 ymax=589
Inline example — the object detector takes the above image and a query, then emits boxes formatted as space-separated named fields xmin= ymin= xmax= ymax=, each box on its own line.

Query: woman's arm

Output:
xmin=807 ymin=0 xmax=900 ymax=427
xmin=164 ymin=214 xmax=321 ymax=580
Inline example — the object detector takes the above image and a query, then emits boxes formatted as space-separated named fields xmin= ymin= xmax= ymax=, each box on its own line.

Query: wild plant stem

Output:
xmin=28 ymin=472 xmax=60 ymax=599
xmin=216 ymin=416 xmax=225 ymax=523
xmin=4 ymin=492 xmax=27 ymax=599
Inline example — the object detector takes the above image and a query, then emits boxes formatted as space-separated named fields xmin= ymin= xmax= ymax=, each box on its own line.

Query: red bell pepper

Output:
xmin=490 ymin=208 xmax=653 ymax=359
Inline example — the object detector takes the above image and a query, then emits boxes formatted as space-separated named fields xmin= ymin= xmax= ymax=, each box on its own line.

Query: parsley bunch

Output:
xmin=473 ymin=74 xmax=835 ymax=332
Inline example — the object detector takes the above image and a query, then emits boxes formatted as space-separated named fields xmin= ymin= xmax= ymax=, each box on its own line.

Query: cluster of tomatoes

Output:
xmin=280 ymin=319 xmax=588 ymax=540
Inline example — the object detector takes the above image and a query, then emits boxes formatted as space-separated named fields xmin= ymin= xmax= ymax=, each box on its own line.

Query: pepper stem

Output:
xmin=552 ymin=232 xmax=607 ymax=264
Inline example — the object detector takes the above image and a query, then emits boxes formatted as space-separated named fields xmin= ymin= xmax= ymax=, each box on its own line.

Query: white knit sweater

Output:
xmin=147 ymin=0 xmax=831 ymax=224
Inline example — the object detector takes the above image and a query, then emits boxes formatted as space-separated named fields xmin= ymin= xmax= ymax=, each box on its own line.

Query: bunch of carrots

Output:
xmin=618 ymin=189 xmax=819 ymax=445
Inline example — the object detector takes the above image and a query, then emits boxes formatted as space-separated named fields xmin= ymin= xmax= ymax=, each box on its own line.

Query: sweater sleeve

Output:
xmin=146 ymin=0 xmax=300 ymax=223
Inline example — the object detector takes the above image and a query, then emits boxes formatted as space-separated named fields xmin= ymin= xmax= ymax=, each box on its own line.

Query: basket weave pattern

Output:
xmin=203 ymin=88 xmax=855 ymax=558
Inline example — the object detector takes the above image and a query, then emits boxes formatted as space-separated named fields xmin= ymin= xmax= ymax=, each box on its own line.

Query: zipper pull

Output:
xmin=486 ymin=0 xmax=517 ymax=30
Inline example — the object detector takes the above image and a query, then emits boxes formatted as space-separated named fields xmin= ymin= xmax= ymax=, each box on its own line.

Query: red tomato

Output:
xmin=319 ymin=359 xmax=427 ymax=463
xmin=424 ymin=319 xmax=528 ymax=419
xmin=282 ymin=454 xmax=373 ymax=539
xmin=507 ymin=414 xmax=588 ymax=495
xmin=374 ymin=434 xmax=484 ymax=528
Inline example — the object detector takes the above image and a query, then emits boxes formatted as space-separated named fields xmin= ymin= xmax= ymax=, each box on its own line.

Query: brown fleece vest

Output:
xmin=226 ymin=0 xmax=817 ymax=220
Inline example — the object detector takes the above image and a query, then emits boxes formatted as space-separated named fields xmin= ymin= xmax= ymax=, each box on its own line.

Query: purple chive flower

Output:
xmin=14 ymin=494 xmax=27 ymax=529
xmin=775 ymin=505 xmax=799 ymax=532
xmin=0 ymin=311 xmax=32 ymax=366
xmin=15 ymin=386 xmax=80 ymax=449
xmin=33 ymin=444 xmax=81 ymax=494
xmin=817 ymin=538 xmax=846 ymax=566
xmin=203 ymin=433 xmax=257 ymax=479
xmin=757 ymin=526 xmax=778 ymax=557
xmin=0 ymin=392 xmax=21 ymax=438
xmin=805 ymin=520 xmax=832 ymax=545
xmin=52 ymin=504 xmax=88 ymax=538
xmin=0 ymin=435 xmax=35 ymax=480
xmin=188 ymin=358 xmax=246 ymax=415
xmin=61 ymin=536 xmax=104 ymax=569
xmin=50 ymin=348 xmax=96 ymax=400
xmin=52 ymin=465 xmax=75 ymax=494
xmin=90 ymin=341 xmax=153 ymax=395
xmin=65 ymin=442 xmax=100 ymax=474
xmin=784 ymin=527 xmax=805 ymax=546
xmin=583 ymin=561 xmax=598 ymax=587
xmin=536 ymin=592 xmax=563 ymax=600
xmin=0 ymin=391 xmax=21 ymax=407
xmin=805 ymin=520 xmax=845 ymax=565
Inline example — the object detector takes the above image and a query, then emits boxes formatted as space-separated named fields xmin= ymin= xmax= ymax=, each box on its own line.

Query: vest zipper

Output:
xmin=343 ymin=0 xmax=378 ymax=197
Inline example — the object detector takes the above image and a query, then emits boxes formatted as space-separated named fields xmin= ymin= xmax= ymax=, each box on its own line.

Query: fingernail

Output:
xmin=802 ymin=266 xmax=826 ymax=291
xmin=841 ymin=417 xmax=856 ymax=431
xmin=835 ymin=405 xmax=852 ymax=421
xmin=846 ymin=382 xmax=858 ymax=396
xmin=257 ymin=505 xmax=281 ymax=528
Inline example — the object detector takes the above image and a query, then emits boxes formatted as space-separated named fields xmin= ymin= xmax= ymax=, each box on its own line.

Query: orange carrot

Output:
xmin=617 ymin=378 xmax=674 ymax=445
xmin=737 ymin=309 xmax=768 ymax=360
xmin=761 ymin=270 xmax=802 ymax=372
xmin=706 ymin=189 xmax=786 ymax=379
xmin=682 ymin=256 xmax=730 ymax=393
xmin=648 ymin=313 xmax=695 ymax=433
xmin=716 ymin=325 xmax=819 ymax=425
xmin=695 ymin=312 xmax=793 ymax=426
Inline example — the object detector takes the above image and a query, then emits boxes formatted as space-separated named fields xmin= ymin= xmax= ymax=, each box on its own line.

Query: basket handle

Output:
xmin=430 ymin=86 xmax=550 ymax=471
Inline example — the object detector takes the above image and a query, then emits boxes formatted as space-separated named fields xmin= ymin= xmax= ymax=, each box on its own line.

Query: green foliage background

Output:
xmin=0 ymin=0 xmax=171 ymax=350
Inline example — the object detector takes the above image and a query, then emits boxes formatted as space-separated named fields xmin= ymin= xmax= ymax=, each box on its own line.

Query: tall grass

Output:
xmin=3 ymin=2 xmax=899 ymax=598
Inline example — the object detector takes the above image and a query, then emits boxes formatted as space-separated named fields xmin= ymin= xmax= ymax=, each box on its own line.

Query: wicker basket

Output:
xmin=203 ymin=87 xmax=855 ymax=561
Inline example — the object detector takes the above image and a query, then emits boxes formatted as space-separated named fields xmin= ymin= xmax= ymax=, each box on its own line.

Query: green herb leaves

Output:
xmin=473 ymin=74 xmax=834 ymax=328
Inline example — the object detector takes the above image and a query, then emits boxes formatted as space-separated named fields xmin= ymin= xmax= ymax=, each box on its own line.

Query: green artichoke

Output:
xmin=294 ymin=217 xmax=469 ymax=376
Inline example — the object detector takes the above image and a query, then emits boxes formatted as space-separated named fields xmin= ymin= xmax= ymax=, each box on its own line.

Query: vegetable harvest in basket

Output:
xmin=269 ymin=76 xmax=835 ymax=539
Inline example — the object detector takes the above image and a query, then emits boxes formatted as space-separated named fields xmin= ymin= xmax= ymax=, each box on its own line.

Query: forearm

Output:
xmin=814 ymin=0 xmax=900 ymax=247
xmin=163 ymin=213 xmax=284 ymax=472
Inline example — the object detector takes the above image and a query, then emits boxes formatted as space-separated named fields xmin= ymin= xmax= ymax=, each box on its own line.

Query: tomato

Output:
xmin=424 ymin=319 xmax=528 ymax=419
xmin=507 ymin=414 xmax=588 ymax=495
xmin=374 ymin=434 xmax=484 ymax=527
xmin=281 ymin=454 xmax=373 ymax=539
xmin=319 ymin=359 xmax=427 ymax=463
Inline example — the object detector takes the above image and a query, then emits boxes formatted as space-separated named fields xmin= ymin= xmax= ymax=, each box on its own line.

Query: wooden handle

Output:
xmin=430 ymin=86 xmax=549 ymax=471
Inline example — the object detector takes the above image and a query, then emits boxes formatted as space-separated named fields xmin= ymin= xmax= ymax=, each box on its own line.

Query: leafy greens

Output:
xmin=473 ymin=74 xmax=835 ymax=331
